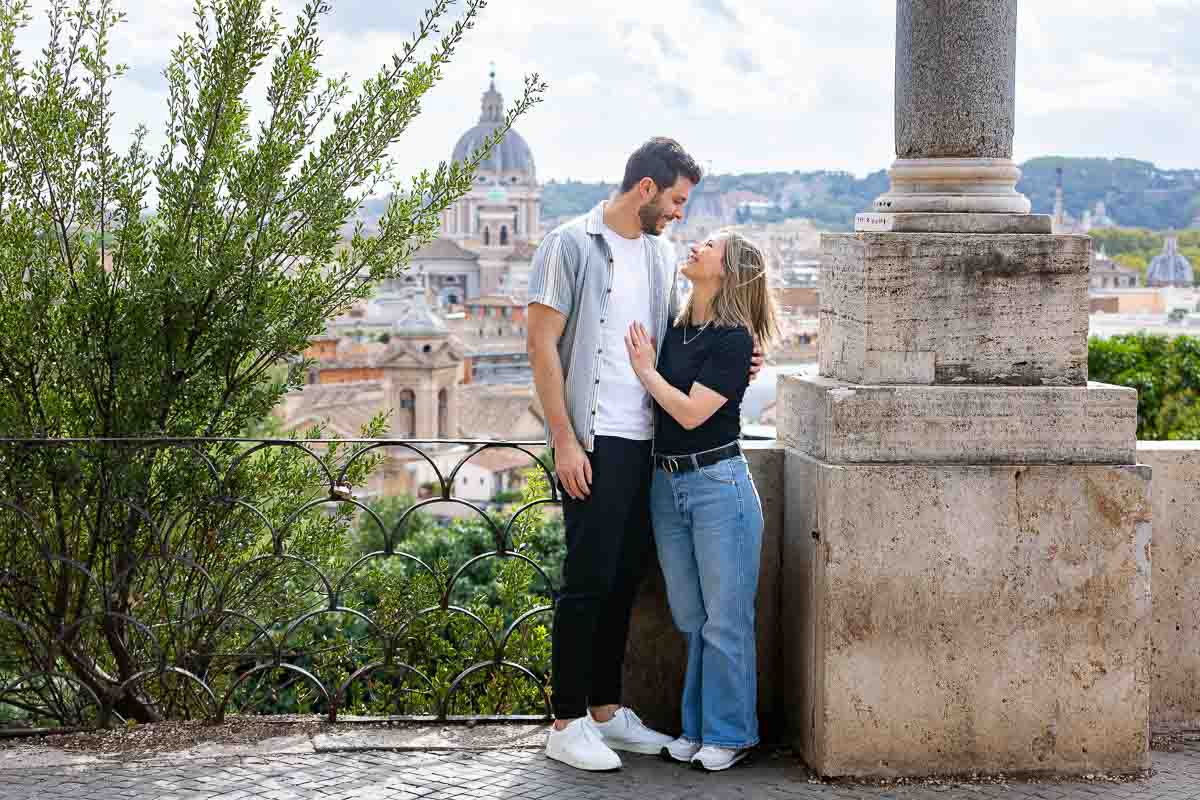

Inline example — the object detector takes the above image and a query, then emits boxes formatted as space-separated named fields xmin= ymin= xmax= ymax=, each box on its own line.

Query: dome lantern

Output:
xmin=452 ymin=71 xmax=536 ymax=180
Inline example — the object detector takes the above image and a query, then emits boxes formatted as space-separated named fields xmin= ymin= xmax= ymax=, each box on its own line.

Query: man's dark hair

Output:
xmin=619 ymin=137 xmax=703 ymax=194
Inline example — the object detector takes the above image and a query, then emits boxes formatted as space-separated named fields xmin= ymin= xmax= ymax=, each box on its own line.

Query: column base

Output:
xmin=871 ymin=158 xmax=1032 ymax=215
xmin=783 ymin=453 xmax=1152 ymax=778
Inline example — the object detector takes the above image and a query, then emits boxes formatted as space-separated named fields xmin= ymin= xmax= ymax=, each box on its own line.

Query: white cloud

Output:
xmin=8 ymin=0 xmax=1197 ymax=187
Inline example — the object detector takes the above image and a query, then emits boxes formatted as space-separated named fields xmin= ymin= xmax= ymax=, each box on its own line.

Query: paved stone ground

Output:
xmin=2 ymin=741 xmax=1200 ymax=800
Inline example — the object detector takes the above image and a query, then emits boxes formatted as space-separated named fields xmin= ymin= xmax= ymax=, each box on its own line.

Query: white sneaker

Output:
xmin=545 ymin=717 xmax=622 ymax=771
xmin=660 ymin=735 xmax=702 ymax=763
xmin=691 ymin=744 xmax=752 ymax=772
xmin=590 ymin=707 xmax=674 ymax=755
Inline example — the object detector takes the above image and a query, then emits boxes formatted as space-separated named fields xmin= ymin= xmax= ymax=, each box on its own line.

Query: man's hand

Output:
xmin=555 ymin=436 xmax=593 ymax=501
xmin=749 ymin=345 xmax=766 ymax=382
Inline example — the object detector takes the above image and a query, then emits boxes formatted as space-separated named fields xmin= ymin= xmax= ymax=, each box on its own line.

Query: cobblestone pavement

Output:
xmin=2 ymin=743 xmax=1200 ymax=800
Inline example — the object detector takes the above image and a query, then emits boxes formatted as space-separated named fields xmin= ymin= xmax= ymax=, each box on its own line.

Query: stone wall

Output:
xmin=1139 ymin=442 xmax=1200 ymax=730
xmin=783 ymin=453 xmax=1152 ymax=777
xmin=621 ymin=442 xmax=786 ymax=742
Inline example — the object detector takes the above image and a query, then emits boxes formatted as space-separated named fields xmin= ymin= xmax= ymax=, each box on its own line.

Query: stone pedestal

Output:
xmin=820 ymin=233 xmax=1090 ymax=386
xmin=782 ymin=230 xmax=1150 ymax=777
xmin=778 ymin=376 xmax=1138 ymax=465
xmin=783 ymin=455 xmax=1151 ymax=777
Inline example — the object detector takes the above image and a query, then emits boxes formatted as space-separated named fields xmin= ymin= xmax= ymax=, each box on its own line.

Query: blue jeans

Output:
xmin=651 ymin=453 xmax=763 ymax=748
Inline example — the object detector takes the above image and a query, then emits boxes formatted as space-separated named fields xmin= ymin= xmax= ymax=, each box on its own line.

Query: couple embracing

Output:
xmin=526 ymin=138 xmax=778 ymax=773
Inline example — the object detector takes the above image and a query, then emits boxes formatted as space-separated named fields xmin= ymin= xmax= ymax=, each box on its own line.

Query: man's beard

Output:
xmin=638 ymin=197 xmax=669 ymax=235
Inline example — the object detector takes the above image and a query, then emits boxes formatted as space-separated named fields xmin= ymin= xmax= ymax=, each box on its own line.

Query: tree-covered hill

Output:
xmin=537 ymin=157 xmax=1200 ymax=233
xmin=1018 ymin=157 xmax=1200 ymax=230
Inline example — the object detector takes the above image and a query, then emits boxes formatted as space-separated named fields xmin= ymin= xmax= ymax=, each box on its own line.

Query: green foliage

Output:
xmin=1114 ymin=252 xmax=1149 ymax=275
xmin=0 ymin=0 xmax=544 ymax=726
xmin=350 ymin=483 xmax=564 ymax=609
xmin=1089 ymin=334 xmax=1200 ymax=440
xmin=540 ymin=179 xmax=614 ymax=221
xmin=332 ymin=468 xmax=563 ymax=717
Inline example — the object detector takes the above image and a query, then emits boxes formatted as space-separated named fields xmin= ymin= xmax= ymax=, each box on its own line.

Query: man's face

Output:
xmin=638 ymin=176 xmax=694 ymax=235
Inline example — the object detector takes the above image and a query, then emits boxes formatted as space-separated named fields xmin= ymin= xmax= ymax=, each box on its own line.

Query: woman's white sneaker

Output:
xmin=545 ymin=718 xmax=622 ymax=771
xmin=589 ymin=707 xmax=674 ymax=755
xmin=660 ymin=735 xmax=702 ymax=763
xmin=691 ymin=744 xmax=752 ymax=771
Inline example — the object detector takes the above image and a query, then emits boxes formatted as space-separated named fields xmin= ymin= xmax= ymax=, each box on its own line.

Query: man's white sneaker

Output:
xmin=660 ymin=735 xmax=702 ymax=763
xmin=589 ymin=707 xmax=674 ymax=755
xmin=691 ymin=744 xmax=752 ymax=772
xmin=545 ymin=718 xmax=622 ymax=771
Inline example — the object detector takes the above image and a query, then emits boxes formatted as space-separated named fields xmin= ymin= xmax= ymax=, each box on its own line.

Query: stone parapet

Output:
xmin=1137 ymin=442 xmax=1200 ymax=731
xmin=778 ymin=376 xmax=1137 ymax=465
xmin=783 ymin=453 xmax=1152 ymax=778
xmin=819 ymin=232 xmax=1090 ymax=386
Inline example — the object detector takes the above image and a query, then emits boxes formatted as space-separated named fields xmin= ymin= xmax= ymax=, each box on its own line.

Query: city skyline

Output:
xmin=11 ymin=0 xmax=1199 ymax=186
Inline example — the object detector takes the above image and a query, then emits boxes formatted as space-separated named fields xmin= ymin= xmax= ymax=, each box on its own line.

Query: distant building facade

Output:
xmin=345 ymin=69 xmax=543 ymax=351
xmin=438 ymin=69 xmax=542 ymax=298
xmin=1089 ymin=249 xmax=1141 ymax=290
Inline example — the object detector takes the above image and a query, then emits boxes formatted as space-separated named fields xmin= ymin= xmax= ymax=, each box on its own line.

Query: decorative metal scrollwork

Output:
xmin=0 ymin=438 xmax=561 ymax=733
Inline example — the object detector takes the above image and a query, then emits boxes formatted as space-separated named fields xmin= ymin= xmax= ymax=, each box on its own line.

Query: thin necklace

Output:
xmin=683 ymin=318 xmax=711 ymax=345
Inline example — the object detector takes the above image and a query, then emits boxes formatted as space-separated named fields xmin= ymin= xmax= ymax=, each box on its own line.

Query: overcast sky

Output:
xmin=13 ymin=0 xmax=1200 ymax=183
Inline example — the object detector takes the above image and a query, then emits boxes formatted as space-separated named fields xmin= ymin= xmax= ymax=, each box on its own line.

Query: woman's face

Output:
xmin=681 ymin=236 xmax=726 ymax=285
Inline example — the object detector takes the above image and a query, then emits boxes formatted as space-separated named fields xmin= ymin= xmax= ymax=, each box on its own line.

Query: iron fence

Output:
xmin=0 ymin=438 xmax=561 ymax=734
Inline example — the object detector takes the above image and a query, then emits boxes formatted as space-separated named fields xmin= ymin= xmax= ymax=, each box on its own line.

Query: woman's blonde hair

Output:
xmin=676 ymin=230 xmax=780 ymax=346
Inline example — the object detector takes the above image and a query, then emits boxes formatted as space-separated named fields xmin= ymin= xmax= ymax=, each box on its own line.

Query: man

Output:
xmin=526 ymin=138 xmax=717 ymax=771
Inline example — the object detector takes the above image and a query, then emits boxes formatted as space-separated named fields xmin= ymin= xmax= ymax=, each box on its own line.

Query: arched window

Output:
xmin=397 ymin=389 xmax=415 ymax=438
xmin=483 ymin=227 xmax=490 ymax=246
xmin=500 ymin=225 xmax=509 ymax=246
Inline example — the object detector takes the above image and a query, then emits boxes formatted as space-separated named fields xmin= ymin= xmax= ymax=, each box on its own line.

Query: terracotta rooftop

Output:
xmin=457 ymin=383 xmax=544 ymax=440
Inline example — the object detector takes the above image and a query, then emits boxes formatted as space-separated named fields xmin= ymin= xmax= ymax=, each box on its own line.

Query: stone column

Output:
xmin=779 ymin=0 xmax=1150 ymax=779
xmin=862 ymin=0 xmax=1039 ymax=232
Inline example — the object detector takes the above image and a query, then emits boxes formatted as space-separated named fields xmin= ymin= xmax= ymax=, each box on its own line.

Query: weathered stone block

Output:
xmin=1138 ymin=442 xmax=1200 ymax=731
xmin=819 ymin=233 xmax=1090 ymax=386
xmin=778 ymin=375 xmax=1137 ymax=465
xmin=623 ymin=443 xmax=785 ymax=741
xmin=783 ymin=452 xmax=1151 ymax=777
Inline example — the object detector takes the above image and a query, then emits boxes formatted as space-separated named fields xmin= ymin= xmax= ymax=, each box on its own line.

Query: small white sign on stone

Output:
xmin=855 ymin=213 xmax=895 ymax=232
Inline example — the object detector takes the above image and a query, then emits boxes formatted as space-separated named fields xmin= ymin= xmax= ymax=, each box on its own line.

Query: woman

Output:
xmin=624 ymin=230 xmax=778 ymax=772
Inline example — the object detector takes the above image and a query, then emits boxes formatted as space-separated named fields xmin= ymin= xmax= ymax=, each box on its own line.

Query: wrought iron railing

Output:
xmin=0 ymin=438 xmax=561 ymax=734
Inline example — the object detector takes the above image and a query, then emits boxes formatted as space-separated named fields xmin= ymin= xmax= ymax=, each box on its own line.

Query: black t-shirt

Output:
xmin=654 ymin=323 xmax=753 ymax=456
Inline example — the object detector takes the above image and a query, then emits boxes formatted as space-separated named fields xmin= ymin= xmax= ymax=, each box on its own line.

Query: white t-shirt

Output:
xmin=594 ymin=224 xmax=654 ymax=440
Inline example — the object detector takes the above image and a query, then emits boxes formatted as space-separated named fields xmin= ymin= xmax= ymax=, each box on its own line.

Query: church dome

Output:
xmin=452 ymin=71 xmax=536 ymax=179
xmin=1146 ymin=236 xmax=1194 ymax=287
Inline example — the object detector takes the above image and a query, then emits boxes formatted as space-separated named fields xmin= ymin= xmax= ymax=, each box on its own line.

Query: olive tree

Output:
xmin=0 ymin=0 xmax=544 ymax=726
